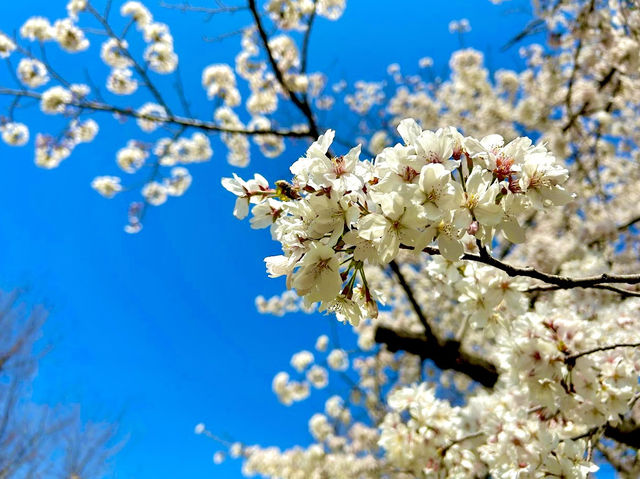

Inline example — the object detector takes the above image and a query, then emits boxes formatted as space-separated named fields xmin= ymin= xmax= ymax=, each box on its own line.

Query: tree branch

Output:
xmin=300 ymin=0 xmax=317 ymax=74
xmin=375 ymin=328 xmax=640 ymax=449
xmin=388 ymin=260 xmax=434 ymax=336
xmin=587 ymin=213 xmax=640 ymax=247
xmin=400 ymin=244 xmax=640 ymax=291
xmin=87 ymin=3 xmax=174 ymax=116
xmin=603 ymin=422 xmax=640 ymax=450
xmin=374 ymin=326 xmax=499 ymax=388
xmin=566 ymin=341 xmax=640 ymax=365
xmin=0 ymin=88 xmax=311 ymax=138
xmin=247 ymin=0 xmax=321 ymax=137
xmin=159 ymin=1 xmax=248 ymax=16
xmin=526 ymin=284 xmax=640 ymax=298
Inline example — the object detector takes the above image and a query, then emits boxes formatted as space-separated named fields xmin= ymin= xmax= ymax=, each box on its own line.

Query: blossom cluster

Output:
xmin=272 ymin=339 xmax=351 ymax=406
xmin=19 ymin=15 xmax=89 ymax=53
xmin=265 ymin=0 xmax=346 ymax=31
xmin=224 ymin=119 xmax=572 ymax=325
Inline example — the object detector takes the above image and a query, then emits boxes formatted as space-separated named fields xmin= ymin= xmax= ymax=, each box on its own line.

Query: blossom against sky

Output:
xmin=0 ymin=1 xmax=537 ymax=477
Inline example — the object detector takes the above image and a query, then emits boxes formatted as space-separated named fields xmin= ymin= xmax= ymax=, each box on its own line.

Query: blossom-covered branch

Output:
xmin=0 ymin=87 xmax=311 ymax=137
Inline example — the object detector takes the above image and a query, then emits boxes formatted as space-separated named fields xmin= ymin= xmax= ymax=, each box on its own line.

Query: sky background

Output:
xmin=0 ymin=1 xmax=583 ymax=478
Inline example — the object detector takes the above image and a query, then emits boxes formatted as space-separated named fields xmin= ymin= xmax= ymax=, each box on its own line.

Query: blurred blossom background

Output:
xmin=0 ymin=0 xmax=541 ymax=477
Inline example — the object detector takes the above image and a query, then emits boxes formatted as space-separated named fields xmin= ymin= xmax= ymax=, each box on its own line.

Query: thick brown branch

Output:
xmin=604 ymin=422 xmax=640 ymax=450
xmin=381 ymin=245 xmax=640 ymax=386
xmin=374 ymin=326 xmax=499 ymax=388
xmin=385 ymin=261 xmax=498 ymax=387
xmin=376 ymin=326 xmax=640 ymax=448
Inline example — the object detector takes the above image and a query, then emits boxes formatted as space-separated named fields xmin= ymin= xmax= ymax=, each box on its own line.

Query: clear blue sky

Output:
xmin=0 ymin=1 xmax=567 ymax=478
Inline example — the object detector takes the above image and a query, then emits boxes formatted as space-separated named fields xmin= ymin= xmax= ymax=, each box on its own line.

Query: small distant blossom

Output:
xmin=448 ymin=18 xmax=471 ymax=34
xmin=387 ymin=63 xmax=401 ymax=75
xmin=91 ymin=176 xmax=122 ymax=198
xmin=194 ymin=423 xmax=205 ymax=435
xmin=125 ymin=202 xmax=143 ymax=234
xmin=202 ymin=64 xmax=241 ymax=107
xmin=144 ymin=42 xmax=178 ymax=73
xmin=117 ymin=141 xmax=148 ymax=173
xmin=40 ymin=86 xmax=73 ymax=114
xmin=290 ymin=350 xmax=314 ymax=372
xmin=1 ymin=122 xmax=29 ymax=146
xmin=155 ymin=133 xmax=213 ymax=165
xmin=306 ymin=365 xmax=328 ymax=389
xmin=35 ymin=134 xmax=71 ymax=169
xmin=69 ymin=118 xmax=99 ymax=144
xmin=70 ymin=83 xmax=90 ymax=98
xmin=53 ymin=19 xmax=89 ymax=52
xmin=418 ymin=56 xmax=433 ymax=68
xmin=66 ymin=0 xmax=87 ymax=19
xmin=0 ymin=32 xmax=16 ymax=58
xmin=121 ymin=1 xmax=152 ymax=27
xmin=20 ymin=17 xmax=54 ymax=41
xmin=136 ymin=103 xmax=167 ymax=132
xmin=345 ymin=81 xmax=385 ymax=115
xmin=229 ymin=443 xmax=242 ymax=458
xmin=315 ymin=335 xmax=329 ymax=352
xmin=143 ymin=22 xmax=173 ymax=45
xmin=164 ymin=167 xmax=192 ymax=196
xmin=17 ymin=58 xmax=49 ymax=88
xmin=327 ymin=349 xmax=348 ymax=371
xmin=107 ymin=68 xmax=138 ymax=95
xmin=317 ymin=0 xmax=345 ymax=20
xmin=100 ymin=38 xmax=132 ymax=68
xmin=142 ymin=181 xmax=168 ymax=206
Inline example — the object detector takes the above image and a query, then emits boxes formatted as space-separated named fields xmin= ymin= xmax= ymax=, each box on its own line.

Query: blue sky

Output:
xmin=0 ymin=1 xmax=551 ymax=477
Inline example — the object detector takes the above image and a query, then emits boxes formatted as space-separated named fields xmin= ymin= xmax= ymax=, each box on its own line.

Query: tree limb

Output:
xmin=400 ymin=244 xmax=640 ymax=291
xmin=374 ymin=326 xmax=499 ymax=388
xmin=247 ymin=0 xmax=321 ymax=137
xmin=0 ymin=88 xmax=311 ymax=138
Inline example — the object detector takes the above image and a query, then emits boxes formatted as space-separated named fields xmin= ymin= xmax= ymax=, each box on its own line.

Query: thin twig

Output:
xmin=566 ymin=342 xmax=640 ymax=364
xmin=300 ymin=0 xmax=317 ymax=74
xmin=159 ymin=1 xmax=248 ymax=16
